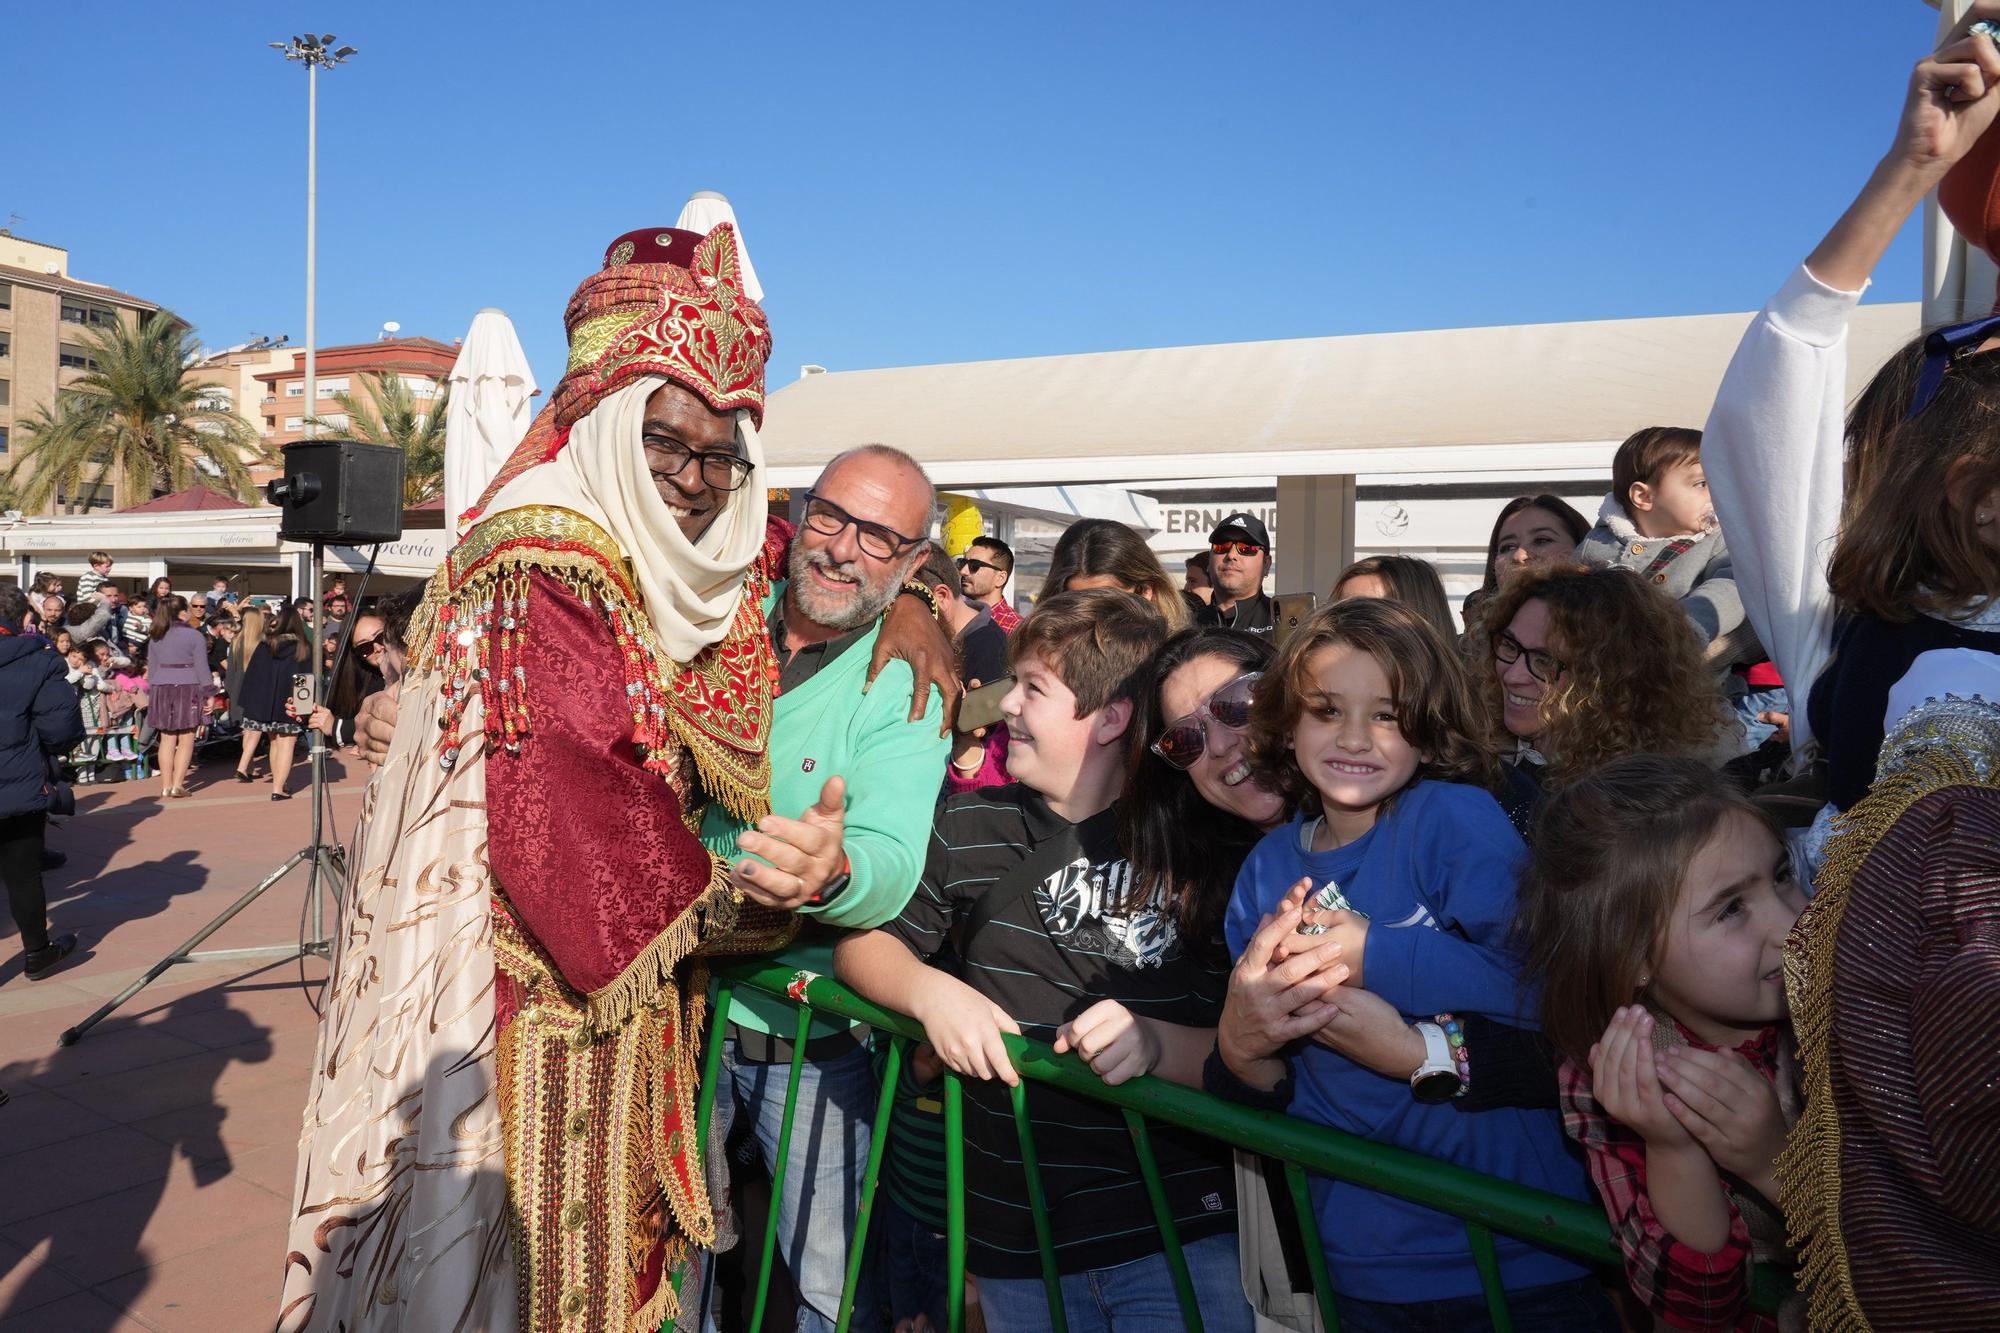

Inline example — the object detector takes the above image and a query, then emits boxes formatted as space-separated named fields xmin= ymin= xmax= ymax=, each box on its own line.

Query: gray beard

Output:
xmin=789 ymin=547 xmax=909 ymax=632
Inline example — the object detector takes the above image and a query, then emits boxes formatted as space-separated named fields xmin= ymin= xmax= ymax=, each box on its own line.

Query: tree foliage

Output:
xmin=6 ymin=311 xmax=267 ymax=512
xmin=309 ymin=371 xmax=450 ymax=505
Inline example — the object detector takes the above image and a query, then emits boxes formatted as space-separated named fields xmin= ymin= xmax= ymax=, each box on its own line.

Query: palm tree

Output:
xmin=309 ymin=371 xmax=451 ymax=504
xmin=6 ymin=311 xmax=266 ymax=513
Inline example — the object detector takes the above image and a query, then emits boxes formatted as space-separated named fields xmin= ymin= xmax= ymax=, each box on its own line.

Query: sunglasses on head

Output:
xmin=1907 ymin=313 xmax=2000 ymax=420
xmin=1150 ymin=671 xmax=1262 ymax=770
xmin=1211 ymin=540 xmax=1264 ymax=558
xmin=956 ymin=557 xmax=998 ymax=574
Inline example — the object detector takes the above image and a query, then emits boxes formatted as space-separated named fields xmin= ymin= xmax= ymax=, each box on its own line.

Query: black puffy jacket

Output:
xmin=0 ymin=633 xmax=85 ymax=818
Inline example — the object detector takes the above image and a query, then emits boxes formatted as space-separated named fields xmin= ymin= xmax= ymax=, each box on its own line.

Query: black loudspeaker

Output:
xmin=266 ymin=440 xmax=405 ymax=543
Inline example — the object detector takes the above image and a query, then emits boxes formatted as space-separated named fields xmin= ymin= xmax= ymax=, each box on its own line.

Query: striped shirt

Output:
xmin=882 ymin=783 xmax=1235 ymax=1279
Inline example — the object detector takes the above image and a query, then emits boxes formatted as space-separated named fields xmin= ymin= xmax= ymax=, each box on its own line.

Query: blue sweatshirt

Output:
xmin=1225 ymin=779 xmax=1592 ymax=1305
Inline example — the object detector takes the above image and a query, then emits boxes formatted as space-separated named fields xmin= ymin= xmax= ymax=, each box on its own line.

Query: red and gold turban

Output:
xmin=549 ymin=222 xmax=772 ymax=430
xmin=468 ymin=222 xmax=771 ymax=523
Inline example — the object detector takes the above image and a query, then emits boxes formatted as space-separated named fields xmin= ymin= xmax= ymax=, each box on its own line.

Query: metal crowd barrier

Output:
xmin=677 ymin=953 xmax=1789 ymax=1333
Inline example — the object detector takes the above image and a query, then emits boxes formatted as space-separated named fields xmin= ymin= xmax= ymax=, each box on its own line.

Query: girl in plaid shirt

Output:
xmin=1520 ymin=757 xmax=1804 ymax=1331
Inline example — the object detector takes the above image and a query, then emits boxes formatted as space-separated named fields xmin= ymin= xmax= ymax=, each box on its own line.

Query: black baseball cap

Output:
xmin=1208 ymin=512 xmax=1271 ymax=549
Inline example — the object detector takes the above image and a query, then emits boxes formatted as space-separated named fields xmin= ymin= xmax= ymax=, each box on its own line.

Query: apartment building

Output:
xmin=0 ymin=231 xmax=166 ymax=512
xmin=251 ymin=336 xmax=457 ymax=449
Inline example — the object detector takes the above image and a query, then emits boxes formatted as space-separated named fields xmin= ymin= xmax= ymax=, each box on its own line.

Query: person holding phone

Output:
xmin=237 ymin=603 xmax=310 ymax=800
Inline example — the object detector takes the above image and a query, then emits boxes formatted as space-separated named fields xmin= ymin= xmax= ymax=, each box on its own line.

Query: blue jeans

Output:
xmin=1732 ymin=685 xmax=1789 ymax=752
xmin=1329 ymin=1275 xmax=1618 ymax=1333
xmin=706 ymin=1035 xmax=881 ymax=1333
xmin=876 ymin=1192 xmax=949 ymax=1333
xmin=977 ymin=1232 xmax=1253 ymax=1333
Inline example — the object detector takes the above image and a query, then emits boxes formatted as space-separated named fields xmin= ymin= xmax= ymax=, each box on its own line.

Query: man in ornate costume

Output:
xmin=281 ymin=223 xmax=797 ymax=1333
xmin=1781 ymin=649 xmax=2000 ymax=1331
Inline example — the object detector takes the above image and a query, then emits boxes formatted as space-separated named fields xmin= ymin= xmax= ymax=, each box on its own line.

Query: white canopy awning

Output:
xmin=758 ymin=302 xmax=1920 ymax=488
xmin=949 ymin=485 xmax=1163 ymax=533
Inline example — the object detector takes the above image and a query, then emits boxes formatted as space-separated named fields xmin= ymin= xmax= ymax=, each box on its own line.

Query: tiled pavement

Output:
xmin=0 ymin=750 xmax=368 ymax=1332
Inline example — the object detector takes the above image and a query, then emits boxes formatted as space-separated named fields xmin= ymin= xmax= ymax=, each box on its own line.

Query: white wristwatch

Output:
xmin=1409 ymin=1021 xmax=1462 ymax=1104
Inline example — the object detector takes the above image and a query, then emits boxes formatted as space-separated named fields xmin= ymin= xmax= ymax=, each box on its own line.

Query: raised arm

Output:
xmin=1703 ymin=18 xmax=2000 ymax=758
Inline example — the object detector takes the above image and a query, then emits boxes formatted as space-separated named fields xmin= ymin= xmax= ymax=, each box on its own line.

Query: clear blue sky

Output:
xmin=3 ymin=2 xmax=1941 ymax=392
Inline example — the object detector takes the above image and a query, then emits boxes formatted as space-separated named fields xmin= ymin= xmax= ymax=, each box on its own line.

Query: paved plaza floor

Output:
xmin=0 ymin=747 xmax=368 ymax=1332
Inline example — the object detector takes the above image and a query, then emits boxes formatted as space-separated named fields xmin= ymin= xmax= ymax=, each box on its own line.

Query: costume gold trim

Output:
xmin=1780 ymin=741 xmax=1993 ymax=1333
xmin=409 ymin=504 xmax=774 ymax=827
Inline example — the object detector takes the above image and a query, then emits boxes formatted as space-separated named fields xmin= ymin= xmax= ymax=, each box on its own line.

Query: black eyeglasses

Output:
xmin=800 ymin=491 xmax=925 ymax=562
xmin=1907 ymin=313 xmax=2000 ymax=420
xmin=956 ymin=557 xmax=999 ymax=574
xmin=1492 ymin=629 xmax=1567 ymax=684
xmin=647 ymin=438 xmax=755 ymax=493
xmin=1151 ymin=671 xmax=1262 ymax=770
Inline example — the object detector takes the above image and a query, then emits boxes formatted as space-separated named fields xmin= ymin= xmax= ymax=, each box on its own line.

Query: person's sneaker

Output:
xmin=39 ymin=848 xmax=66 ymax=872
xmin=24 ymin=933 xmax=79 ymax=980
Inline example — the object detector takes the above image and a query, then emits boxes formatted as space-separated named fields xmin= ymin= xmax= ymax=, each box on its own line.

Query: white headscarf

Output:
xmin=481 ymin=378 xmax=767 ymax=662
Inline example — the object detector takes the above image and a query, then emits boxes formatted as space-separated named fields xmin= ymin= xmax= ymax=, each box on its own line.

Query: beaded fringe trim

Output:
xmin=1780 ymin=742 xmax=1992 ymax=1333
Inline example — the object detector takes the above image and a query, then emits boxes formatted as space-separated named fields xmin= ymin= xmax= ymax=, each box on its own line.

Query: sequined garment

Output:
xmin=283 ymin=505 xmax=790 ymax=1333
xmin=1780 ymin=691 xmax=2000 ymax=1331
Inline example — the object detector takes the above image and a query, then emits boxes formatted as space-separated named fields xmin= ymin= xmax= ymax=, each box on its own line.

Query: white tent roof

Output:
xmin=757 ymin=302 xmax=1920 ymax=488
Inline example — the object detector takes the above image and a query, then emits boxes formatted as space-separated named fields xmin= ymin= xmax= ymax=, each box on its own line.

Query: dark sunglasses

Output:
xmin=1150 ymin=671 xmax=1262 ymax=770
xmin=1906 ymin=313 xmax=2000 ymax=420
xmin=352 ymin=636 xmax=384 ymax=658
xmin=800 ymin=491 xmax=925 ymax=561
xmin=956 ymin=557 xmax=999 ymax=574
xmin=1492 ymin=629 xmax=1567 ymax=684
xmin=1211 ymin=541 xmax=1264 ymax=558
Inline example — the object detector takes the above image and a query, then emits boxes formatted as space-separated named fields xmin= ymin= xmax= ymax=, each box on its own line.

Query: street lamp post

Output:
xmin=270 ymin=34 xmax=356 ymax=443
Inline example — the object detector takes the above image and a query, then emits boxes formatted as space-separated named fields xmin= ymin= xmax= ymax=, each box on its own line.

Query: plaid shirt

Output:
xmin=1558 ymin=1025 xmax=1780 ymax=1332
xmin=986 ymin=595 xmax=1022 ymax=633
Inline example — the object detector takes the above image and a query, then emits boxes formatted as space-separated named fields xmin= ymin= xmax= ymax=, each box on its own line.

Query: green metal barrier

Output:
xmin=680 ymin=953 xmax=1790 ymax=1332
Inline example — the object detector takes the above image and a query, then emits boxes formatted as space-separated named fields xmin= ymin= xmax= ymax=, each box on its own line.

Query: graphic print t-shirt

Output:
xmin=882 ymin=783 xmax=1236 ymax=1278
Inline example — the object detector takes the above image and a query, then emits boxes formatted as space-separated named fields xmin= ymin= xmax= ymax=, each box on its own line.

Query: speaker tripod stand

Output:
xmin=60 ymin=541 xmax=354 ymax=1047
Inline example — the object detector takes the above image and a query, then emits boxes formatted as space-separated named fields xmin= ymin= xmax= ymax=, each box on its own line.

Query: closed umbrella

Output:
xmin=675 ymin=191 xmax=764 ymax=302
xmin=444 ymin=307 xmax=540 ymax=533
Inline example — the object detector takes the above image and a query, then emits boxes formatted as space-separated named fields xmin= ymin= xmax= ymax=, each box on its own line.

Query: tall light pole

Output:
xmin=270 ymin=34 xmax=356 ymax=442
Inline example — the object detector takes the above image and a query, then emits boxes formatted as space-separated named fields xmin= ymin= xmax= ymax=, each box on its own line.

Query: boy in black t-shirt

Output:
xmin=836 ymin=590 xmax=1252 ymax=1331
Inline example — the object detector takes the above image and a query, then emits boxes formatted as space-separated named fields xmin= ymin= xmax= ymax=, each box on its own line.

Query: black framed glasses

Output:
xmin=647 ymin=439 xmax=755 ymax=493
xmin=352 ymin=636 xmax=384 ymax=659
xmin=1492 ymin=629 xmax=1567 ymax=684
xmin=1906 ymin=313 xmax=2000 ymax=420
xmin=800 ymin=491 xmax=925 ymax=562
xmin=956 ymin=556 xmax=998 ymax=574
xmin=1150 ymin=671 xmax=1262 ymax=770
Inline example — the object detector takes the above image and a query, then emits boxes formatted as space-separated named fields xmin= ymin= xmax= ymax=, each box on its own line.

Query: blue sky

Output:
xmin=4 ymin=2 xmax=1939 ymax=391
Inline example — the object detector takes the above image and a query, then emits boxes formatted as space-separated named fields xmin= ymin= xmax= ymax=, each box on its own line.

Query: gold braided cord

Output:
xmin=1779 ymin=742 xmax=1994 ymax=1333
xmin=408 ymin=505 xmax=774 ymax=826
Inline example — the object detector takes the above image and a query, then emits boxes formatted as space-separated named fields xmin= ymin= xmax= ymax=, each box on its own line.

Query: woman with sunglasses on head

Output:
xmin=1703 ymin=12 xmax=2000 ymax=842
xmin=1470 ymin=564 xmax=1738 ymax=836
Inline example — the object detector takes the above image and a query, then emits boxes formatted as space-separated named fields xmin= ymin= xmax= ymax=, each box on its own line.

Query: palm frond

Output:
xmin=307 ymin=371 xmax=452 ymax=504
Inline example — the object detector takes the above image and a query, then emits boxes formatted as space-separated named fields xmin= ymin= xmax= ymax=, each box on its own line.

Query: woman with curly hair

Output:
xmin=1470 ymin=563 xmax=1739 ymax=834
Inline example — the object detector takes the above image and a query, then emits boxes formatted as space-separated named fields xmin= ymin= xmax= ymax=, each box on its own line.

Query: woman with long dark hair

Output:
xmin=237 ymin=602 xmax=310 ymax=799
xmin=145 ymin=595 xmax=210 ymax=798
xmin=1462 ymin=494 xmax=1591 ymax=627
xmin=1045 ymin=518 xmax=1192 ymax=631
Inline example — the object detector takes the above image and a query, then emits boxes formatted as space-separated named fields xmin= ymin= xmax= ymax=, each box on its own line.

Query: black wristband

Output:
xmin=1203 ymin=1045 xmax=1294 ymax=1112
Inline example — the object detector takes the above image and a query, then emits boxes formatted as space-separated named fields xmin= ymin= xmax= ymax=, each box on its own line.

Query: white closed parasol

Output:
xmin=445 ymin=307 xmax=540 ymax=534
xmin=675 ymin=191 xmax=764 ymax=302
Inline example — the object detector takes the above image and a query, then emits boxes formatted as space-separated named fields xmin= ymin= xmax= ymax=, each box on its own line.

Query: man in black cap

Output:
xmin=1194 ymin=511 xmax=1275 ymax=634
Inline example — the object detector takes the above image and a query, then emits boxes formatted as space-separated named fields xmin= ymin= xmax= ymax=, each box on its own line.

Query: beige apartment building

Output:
xmin=188 ymin=336 xmax=297 ymax=489
xmin=0 ymin=231 xmax=166 ymax=512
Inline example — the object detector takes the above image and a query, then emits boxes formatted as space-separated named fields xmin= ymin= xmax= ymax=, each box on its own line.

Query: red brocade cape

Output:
xmin=282 ymin=505 xmax=792 ymax=1333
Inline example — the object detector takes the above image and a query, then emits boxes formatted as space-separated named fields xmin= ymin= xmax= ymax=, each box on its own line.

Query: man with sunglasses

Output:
xmin=957 ymin=535 xmax=1021 ymax=632
xmin=1193 ymin=511 xmax=1276 ymax=635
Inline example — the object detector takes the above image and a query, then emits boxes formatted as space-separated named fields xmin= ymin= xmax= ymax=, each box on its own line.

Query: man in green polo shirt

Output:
xmin=698 ymin=444 xmax=950 ymax=1333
